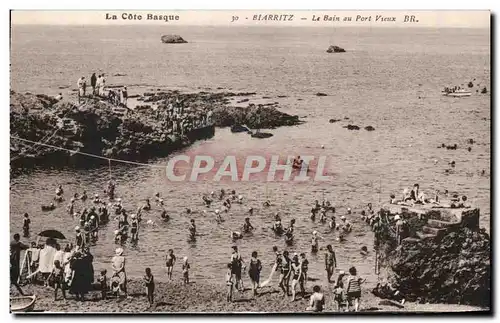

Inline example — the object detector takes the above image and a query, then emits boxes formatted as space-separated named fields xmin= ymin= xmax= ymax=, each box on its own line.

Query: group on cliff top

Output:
xmin=76 ymin=73 xmax=128 ymax=107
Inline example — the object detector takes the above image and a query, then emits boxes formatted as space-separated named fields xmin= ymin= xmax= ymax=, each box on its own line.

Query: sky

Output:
xmin=10 ymin=10 xmax=491 ymax=28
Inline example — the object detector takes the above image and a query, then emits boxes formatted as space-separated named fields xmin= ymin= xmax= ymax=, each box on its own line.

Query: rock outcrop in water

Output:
xmin=10 ymin=92 xmax=214 ymax=170
xmin=375 ymin=205 xmax=490 ymax=307
xmin=10 ymin=89 xmax=303 ymax=171
xmin=161 ymin=35 xmax=188 ymax=44
xmin=326 ymin=45 xmax=346 ymax=53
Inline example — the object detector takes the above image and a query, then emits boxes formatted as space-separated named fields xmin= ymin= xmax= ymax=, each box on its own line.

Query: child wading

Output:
xmin=144 ymin=268 xmax=155 ymax=306
xmin=346 ymin=266 xmax=366 ymax=312
xmin=165 ymin=249 xmax=177 ymax=280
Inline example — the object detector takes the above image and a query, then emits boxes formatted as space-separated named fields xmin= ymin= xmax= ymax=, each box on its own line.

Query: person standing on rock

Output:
xmin=100 ymin=74 xmax=107 ymax=97
xmin=77 ymin=76 xmax=86 ymax=103
xmin=95 ymin=75 xmax=102 ymax=97
xmin=121 ymin=86 xmax=128 ymax=107
xmin=90 ymin=73 xmax=97 ymax=95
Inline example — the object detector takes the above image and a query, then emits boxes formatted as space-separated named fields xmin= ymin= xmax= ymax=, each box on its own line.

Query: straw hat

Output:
xmin=313 ymin=230 xmax=318 ymax=235
xmin=114 ymin=230 xmax=119 ymax=235
xmin=75 ymin=226 xmax=80 ymax=231
xmin=91 ymin=215 xmax=95 ymax=219
xmin=183 ymin=256 xmax=188 ymax=262
xmin=116 ymin=198 xmax=122 ymax=202
xmin=131 ymin=214 xmax=136 ymax=219
xmin=340 ymin=216 xmax=346 ymax=220
xmin=115 ymin=248 xmax=124 ymax=256
xmin=215 ymin=209 xmax=220 ymax=214
xmin=394 ymin=215 xmax=401 ymax=221
xmin=95 ymin=193 xmax=99 ymax=197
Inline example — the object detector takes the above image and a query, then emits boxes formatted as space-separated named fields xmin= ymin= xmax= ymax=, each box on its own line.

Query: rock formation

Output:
xmin=375 ymin=205 xmax=490 ymax=307
xmin=10 ymin=89 xmax=303 ymax=172
xmin=326 ymin=45 xmax=346 ymax=53
xmin=161 ymin=35 xmax=188 ymax=44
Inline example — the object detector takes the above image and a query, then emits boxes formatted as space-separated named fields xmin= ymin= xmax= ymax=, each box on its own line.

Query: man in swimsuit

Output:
xmin=278 ymin=250 xmax=291 ymax=297
xmin=325 ymin=244 xmax=337 ymax=283
xmin=230 ymin=246 xmax=245 ymax=292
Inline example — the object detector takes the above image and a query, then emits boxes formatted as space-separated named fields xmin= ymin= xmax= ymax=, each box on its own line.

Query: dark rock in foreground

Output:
xmin=161 ymin=35 xmax=188 ymax=44
xmin=326 ymin=45 xmax=346 ymax=53
xmin=344 ymin=124 xmax=360 ymax=130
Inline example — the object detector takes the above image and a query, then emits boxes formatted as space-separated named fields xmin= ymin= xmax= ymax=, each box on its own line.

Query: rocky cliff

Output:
xmin=161 ymin=35 xmax=188 ymax=43
xmin=10 ymin=90 xmax=302 ymax=171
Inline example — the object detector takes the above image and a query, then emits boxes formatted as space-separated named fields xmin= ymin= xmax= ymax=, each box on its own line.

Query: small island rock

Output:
xmin=326 ymin=45 xmax=346 ymax=53
xmin=161 ymin=35 xmax=188 ymax=44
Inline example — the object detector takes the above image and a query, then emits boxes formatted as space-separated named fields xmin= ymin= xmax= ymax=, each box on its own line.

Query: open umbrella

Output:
xmin=38 ymin=229 xmax=66 ymax=240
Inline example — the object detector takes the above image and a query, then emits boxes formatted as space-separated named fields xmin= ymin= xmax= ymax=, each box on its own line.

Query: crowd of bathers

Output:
xmin=11 ymin=182 xmax=401 ymax=312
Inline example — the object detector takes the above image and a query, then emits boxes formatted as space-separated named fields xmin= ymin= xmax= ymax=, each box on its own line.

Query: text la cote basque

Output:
xmin=105 ymin=13 xmax=180 ymax=22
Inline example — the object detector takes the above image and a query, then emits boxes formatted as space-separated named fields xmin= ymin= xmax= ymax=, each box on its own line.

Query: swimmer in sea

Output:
xmin=263 ymin=200 xmax=271 ymax=207
xmin=215 ymin=209 xmax=223 ymax=223
xmin=237 ymin=195 xmax=244 ymax=204
xmin=202 ymin=195 xmax=212 ymax=207
xmin=328 ymin=215 xmax=336 ymax=231
xmin=311 ymin=231 xmax=321 ymax=253
xmin=142 ymin=199 xmax=151 ymax=211
xmin=130 ymin=214 xmax=139 ymax=242
xmin=248 ymin=207 xmax=254 ymax=216
xmin=56 ymin=185 xmax=64 ymax=196
xmin=243 ymin=217 xmax=254 ymax=233
xmin=67 ymin=200 xmax=74 ymax=216
xmin=319 ymin=207 xmax=327 ymax=223
xmin=81 ymin=190 xmax=88 ymax=201
xmin=160 ymin=209 xmax=169 ymax=222
xmin=165 ymin=249 xmax=176 ymax=280
xmin=310 ymin=207 xmax=317 ymax=221
xmin=231 ymin=231 xmax=243 ymax=240
xmin=189 ymin=219 xmax=196 ymax=240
